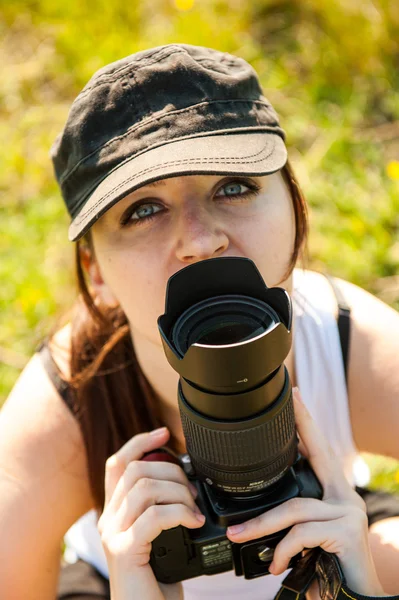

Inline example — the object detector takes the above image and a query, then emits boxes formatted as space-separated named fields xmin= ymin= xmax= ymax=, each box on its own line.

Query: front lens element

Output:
xmin=172 ymin=296 xmax=279 ymax=357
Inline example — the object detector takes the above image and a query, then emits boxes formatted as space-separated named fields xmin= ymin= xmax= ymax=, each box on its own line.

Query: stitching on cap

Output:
xmin=71 ymin=126 xmax=279 ymax=213
xmin=60 ymin=99 xmax=276 ymax=186
xmin=60 ymin=100 xmax=274 ymax=185
xmin=72 ymin=136 xmax=277 ymax=225
xmin=77 ymin=47 xmax=248 ymax=100
xmin=74 ymin=46 xmax=189 ymax=103
xmin=59 ymin=98 xmax=278 ymax=185
xmin=72 ymin=134 xmax=274 ymax=217
xmin=76 ymin=47 xmax=184 ymax=101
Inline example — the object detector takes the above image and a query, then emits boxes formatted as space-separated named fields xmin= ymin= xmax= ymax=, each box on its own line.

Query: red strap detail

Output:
xmin=142 ymin=448 xmax=181 ymax=465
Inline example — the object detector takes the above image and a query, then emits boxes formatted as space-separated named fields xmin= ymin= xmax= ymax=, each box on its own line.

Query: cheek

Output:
xmin=99 ymin=249 xmax=167 ymax=339
xmin=236 ymin=201 xmax=295 ymax=287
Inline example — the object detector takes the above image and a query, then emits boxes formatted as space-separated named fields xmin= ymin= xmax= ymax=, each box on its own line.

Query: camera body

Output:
xmin=150 ymin=452 xmax=322 ymax=583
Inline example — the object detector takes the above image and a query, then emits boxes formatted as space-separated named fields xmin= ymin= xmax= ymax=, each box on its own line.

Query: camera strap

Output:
xmin=273 ymin=548 xmax=399 ymax=600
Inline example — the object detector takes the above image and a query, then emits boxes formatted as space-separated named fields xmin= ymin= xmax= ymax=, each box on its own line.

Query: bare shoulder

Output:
xmin=332 ymin=277 xmax=399 ymax=457
xmin=0 ymin=328 xmax=95 ymax=598
xmin=1 ymin=323 xmax=94 ymax=518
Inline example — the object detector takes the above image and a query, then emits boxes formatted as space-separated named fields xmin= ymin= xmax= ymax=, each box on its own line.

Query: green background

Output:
xmin=1 ymin=0 xmax=399 ymax=489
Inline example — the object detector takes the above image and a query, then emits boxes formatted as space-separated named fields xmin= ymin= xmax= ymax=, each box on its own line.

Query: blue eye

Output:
xmin=135 ymin=204 xmax=161 ymax=220
xmin=120 ymin=202 xmax=163 ymax=226
xmin=218 ymin=182 xmax=248 ymax=196
xmin=120 ymin=179 xmax=260 ymax=228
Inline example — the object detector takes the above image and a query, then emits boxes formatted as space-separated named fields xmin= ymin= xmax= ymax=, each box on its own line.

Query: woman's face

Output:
xmin=90 ymin=171 xmax=295 ymax=346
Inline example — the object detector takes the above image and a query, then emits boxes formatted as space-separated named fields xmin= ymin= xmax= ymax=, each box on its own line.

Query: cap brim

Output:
xmin=68 ymin=131 xmax=287 ymax=241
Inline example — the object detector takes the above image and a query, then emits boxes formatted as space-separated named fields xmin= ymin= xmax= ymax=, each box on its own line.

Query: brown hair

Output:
xmin=66 ymin=159 xmax=308 ymax=513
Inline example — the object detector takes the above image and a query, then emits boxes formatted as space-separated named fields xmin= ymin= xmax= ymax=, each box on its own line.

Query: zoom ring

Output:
xmin=180 ymin=395 xmax=296 ymax=469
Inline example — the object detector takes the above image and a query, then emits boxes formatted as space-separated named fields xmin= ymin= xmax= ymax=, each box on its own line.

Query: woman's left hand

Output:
xmin=226 ymin=388 xmax=385 ymax=596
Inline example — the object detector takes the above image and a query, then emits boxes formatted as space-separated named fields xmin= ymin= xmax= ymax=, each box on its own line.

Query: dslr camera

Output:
xmin=149 ymin=257 xmax=322 ymax=583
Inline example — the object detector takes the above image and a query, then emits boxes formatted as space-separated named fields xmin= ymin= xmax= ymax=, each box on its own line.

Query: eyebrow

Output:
xmin=143 ymin=180 xmax=166 ymax=189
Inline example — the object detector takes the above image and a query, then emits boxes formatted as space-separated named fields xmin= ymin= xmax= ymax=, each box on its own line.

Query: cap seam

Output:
xmin=76 ymin=47 xmax=251 ymax=101
xmin=60 ymin=99 xmax=277 ymax=187
xmin=71 ymin=135 xmax=277 ymax=224
xmin=76 ymin=47 xmax=189 ymax=101
xmin=72 ymin=142 xmax=277 ymax=227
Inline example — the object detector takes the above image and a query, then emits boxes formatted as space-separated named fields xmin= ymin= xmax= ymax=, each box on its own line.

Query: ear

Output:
xmin=79 ymin=245 xmax=118 ymax=307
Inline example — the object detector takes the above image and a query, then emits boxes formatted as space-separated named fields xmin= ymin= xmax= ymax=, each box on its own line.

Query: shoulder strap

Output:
xmin=37 ymin=340 xmax=78 ymax=417
xmin=323 ymin=274 xmax=352 ymax=386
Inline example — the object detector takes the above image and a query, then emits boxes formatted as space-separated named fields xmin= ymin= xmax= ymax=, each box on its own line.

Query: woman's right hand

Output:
xmin=97 ymin=426 xmax=206 ymax=600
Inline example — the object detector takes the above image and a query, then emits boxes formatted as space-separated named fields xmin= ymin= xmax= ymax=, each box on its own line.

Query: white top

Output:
xmin=63 ymin=268 xmax=369 ymax=599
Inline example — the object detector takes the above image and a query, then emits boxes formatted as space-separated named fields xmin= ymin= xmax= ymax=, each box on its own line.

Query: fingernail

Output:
xmin=150 ymin=427 xmax=168 ymax=436
xmin=227 ymin=523 xmax=246 ymax=535
xmin=195 ymin=512 xmax=206 ymax=523
xmin=293 ymin=387 xmax=302 ymax=401
xmin=188 ymin=482 xmax=198 ymax=498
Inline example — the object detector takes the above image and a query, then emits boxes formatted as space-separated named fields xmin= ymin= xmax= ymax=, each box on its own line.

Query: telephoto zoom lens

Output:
xmin=157 ymin=257 xmax=297 ymax=497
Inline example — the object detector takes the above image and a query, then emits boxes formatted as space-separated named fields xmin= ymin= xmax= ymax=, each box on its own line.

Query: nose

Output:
xmin=174 ymin=201 xmax=229 ymax=264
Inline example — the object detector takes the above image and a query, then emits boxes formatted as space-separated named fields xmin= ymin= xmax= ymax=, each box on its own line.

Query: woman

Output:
xmin=1 ymin=44 xmax=399 ymax=600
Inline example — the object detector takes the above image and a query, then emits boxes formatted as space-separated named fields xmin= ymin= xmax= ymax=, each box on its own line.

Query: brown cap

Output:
xmin=50 ymin=44 xmax=287 ymax=241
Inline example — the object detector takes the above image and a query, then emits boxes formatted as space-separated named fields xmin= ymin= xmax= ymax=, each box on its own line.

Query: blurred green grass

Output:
xmin=1 ymin=0 xmax=399 ymax=490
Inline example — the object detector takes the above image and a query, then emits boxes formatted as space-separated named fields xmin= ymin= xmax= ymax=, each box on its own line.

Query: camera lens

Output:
xmin=158 ymin=257 xmax=297 ymax=496
xmin=172 ymin=297 xmax=278 ymax=357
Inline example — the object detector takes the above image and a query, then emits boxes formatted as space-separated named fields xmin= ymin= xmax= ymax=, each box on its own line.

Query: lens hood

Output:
xmin=157 ymin=257 xmax=292 ymax=394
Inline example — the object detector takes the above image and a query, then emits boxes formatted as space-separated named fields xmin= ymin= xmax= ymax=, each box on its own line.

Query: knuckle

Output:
xmin=287 ymin=497 xmax=304 ymax=518
xmin=99 ymin=525 xmax=111 ymax=546
xmin=181 ymin=482 xmax=195 ymax=501
xmin=168 ymin=463 xmax=186 ymax=482
xmin=105 ymin=455 xmax=119 ymax=471
xmin=126 ymin=460 xmax=142 ymax=480
xmin=147 ymin=504 xmax=162 ymax=521
xmin=136 ymin=477 xmax=154 ymax=492
xmin=291 ymin=522 xmax=307 ymax=539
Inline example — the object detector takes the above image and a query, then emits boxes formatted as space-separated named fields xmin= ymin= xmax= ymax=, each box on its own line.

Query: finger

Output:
xmin=292 ymin=389 xmax=348 ymax=496
xmin=104 ymin=460 xmax=194 ymax=518
xmin=297 ymin=434 xmax=309 ymax=459
xmin=269 ymin=519 xmax=345 ymax=575
xmin=226 ymin=497 xmax=344 ymax=542
xmin=113 ymin=479 xmax=202 ymax=533
xmin=119 ymin=504 xmax=205 ymax=548
xmin=104 ymin=427 xmax=170 ymax=507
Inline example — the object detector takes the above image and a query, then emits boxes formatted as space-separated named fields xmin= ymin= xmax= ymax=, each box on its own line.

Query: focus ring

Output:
xmin=179 ymin=393 xmax=296 ymax=472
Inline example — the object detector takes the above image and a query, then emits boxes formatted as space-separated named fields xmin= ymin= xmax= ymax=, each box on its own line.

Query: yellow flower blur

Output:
xmin=386 ymin=160 xmax=399 ymax=180
xmin=174 ymin=0 xmax=195 ymax=10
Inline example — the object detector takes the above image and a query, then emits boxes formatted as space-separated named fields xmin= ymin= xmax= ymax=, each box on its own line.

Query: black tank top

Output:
xmin=38 ymin=340 xmax=78 ymax=416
